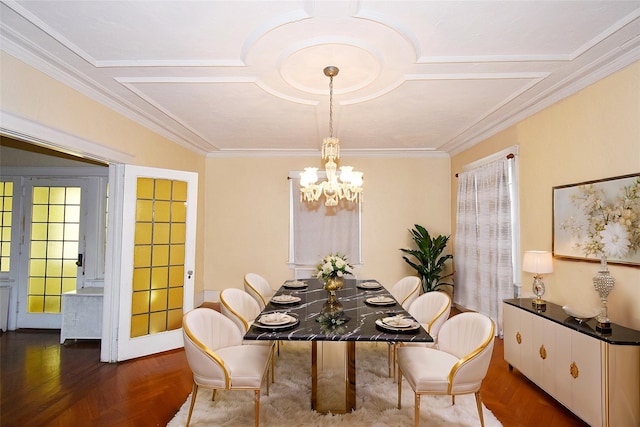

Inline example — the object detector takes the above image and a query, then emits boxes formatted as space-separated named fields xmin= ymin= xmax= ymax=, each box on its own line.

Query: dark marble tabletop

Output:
xmin=244 ymin=278 xmax=434 ymax=343
xmin=504 ymin=298 xmax=640 ymax=345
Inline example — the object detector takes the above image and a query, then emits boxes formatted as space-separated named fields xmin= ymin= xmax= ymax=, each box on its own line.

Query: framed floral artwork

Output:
xmin=552 ymin=173 xmax=640 ymax=265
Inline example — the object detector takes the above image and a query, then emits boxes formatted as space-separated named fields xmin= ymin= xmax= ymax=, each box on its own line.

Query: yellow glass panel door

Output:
xmin=28 ymin=186 xmax=81 ymax=313
xmin=115 ymin=165 xmax=197 ymax=362
xmin=130 ymin=178 xmax=187 ymax=338
xmin=16 ymin=178 xmax=90 ymax=330
xmin=0 ymin=181 xmax=13 ymax=273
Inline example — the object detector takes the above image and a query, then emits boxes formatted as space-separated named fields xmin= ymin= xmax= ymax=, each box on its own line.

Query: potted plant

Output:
xmin=400 ymin=224 xmax=453 ymax=293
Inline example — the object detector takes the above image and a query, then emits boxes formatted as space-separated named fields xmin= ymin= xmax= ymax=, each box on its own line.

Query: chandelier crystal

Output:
xmin=300 ymin=66 xmax=363 ymax=207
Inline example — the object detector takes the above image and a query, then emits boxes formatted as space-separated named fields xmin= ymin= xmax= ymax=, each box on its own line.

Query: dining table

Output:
xmin=243 ymin=277 xmax=433 ymax=413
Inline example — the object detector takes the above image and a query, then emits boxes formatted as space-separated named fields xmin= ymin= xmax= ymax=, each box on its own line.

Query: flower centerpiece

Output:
xmin=316 ymin=253 xmax=353 ymax=299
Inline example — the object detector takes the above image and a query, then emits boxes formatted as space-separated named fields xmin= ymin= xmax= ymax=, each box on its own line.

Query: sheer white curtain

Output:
xmin=454 ymin=158 xmax=513 ymax=337
xmin=289 ymin=176 xmax=362 ymax=269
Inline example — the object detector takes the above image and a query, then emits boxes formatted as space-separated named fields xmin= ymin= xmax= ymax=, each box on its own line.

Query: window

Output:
xmin=289 ymin=174 xmax=362 ymax=273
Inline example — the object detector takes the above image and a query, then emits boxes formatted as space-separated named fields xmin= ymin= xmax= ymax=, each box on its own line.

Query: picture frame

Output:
xmin=552 ymin=173 xmax=640 ymax=265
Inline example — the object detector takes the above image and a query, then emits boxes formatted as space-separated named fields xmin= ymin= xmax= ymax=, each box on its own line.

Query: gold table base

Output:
xmin=311 ymin=341 xmax=356 ymax=413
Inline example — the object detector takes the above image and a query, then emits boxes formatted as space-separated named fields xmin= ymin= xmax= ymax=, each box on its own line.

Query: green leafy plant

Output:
xmin=400 ymin=224 xmax=453 ymax=293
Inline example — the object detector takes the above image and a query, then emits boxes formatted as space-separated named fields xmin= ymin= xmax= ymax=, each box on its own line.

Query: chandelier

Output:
xmin=300 ymin=66 xmax=363 ymax=207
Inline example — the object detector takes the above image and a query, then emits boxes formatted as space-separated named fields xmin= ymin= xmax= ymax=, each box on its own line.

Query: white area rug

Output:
xmin=168 ymin=341 xmax=502 ymax=427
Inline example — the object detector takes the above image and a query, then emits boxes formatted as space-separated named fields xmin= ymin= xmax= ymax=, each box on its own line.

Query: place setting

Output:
xmin=255 ymin=311 xmax=300 ymax=330
xmin=375 ymin=314 xmax=421 ymax=333
xmin=283 ymin=280 xmax=308 ymax=289
xmin=364 ymin=295 xmax=396 ymax=307
xmin=356 ymin=280 xmax=382 ymax=290
xmin=270 ymin=294 xmax=302 ymax=305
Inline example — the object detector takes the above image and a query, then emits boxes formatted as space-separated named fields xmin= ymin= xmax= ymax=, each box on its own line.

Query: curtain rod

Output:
xmin=455 ymin=152 xmax=515 ymax=177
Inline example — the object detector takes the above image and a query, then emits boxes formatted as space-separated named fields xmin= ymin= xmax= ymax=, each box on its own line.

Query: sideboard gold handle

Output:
xmin=570 ymin=362 xmax=579 ymax=379
xmin=539 ymin=345 xmax=547 ymax=360
xmin=516 ymin=331 xmax=522 ymax=344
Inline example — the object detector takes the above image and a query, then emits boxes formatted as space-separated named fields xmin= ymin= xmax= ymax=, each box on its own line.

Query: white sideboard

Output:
xmin=60 ymin=288 xmax=104 ymax=344
xmin=503 ymin=298 xmax=640 ymax=427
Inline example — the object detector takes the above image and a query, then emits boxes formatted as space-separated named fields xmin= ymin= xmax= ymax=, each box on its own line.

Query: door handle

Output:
xmin=76 ymin=253 xmax=83 ymax=267
xmin=187 ymin=270 xmax=193 ymax=279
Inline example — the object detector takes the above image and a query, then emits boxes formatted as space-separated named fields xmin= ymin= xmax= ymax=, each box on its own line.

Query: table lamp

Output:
xmin=523 ymin=250 xmax=553 ymax=310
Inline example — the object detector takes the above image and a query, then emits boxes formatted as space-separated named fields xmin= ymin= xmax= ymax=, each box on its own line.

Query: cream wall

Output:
xmin=1 ymin=52 xmax=207 ymax=296
xmin=205 ymin=155 xmax=451 ymax=292
xmin=451 ymin=61 xmax=640 ymax=330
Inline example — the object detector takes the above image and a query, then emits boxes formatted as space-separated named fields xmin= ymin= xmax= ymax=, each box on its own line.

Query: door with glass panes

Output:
xmin=16 ymin=178 xmax=96 ymax=329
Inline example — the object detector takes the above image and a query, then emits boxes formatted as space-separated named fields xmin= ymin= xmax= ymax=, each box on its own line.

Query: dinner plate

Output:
xmin=382 ymin=316 xmax=415 ymax=328
xmin=259 ymin=312 xmax=295 ymax=326
xmin=357 ymin=281 xmax=382 ymax=289
xmin=283 ymin=280 xmax=307 ymax=289
xmin=271 ymin=295 xmax=302 ymax=304
xmin=365 ymin=296 xmax=396 ymax=306
xmin=255 ymin=312 xmax=300 ymax=330
xmin=375 ymin=318 xmax=420 ymax=332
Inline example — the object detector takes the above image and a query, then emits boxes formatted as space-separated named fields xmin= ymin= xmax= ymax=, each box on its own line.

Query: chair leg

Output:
xmin=212 ymin=389 xmax=217 ymax=401
xmin=271 ymin=345 xmax=276 ymax=383
xmin=254 ymin=390 xmax=260 ymax=427
xmin=414 ymin=393 xmax=420 ymax=427
xmin=451 ymin=395 xmax=455 ymax=405
xmin=186 ymin=383 xmax=198 ymax=427
xmin=397 ymin=369 xmax=402 ymax=409
xmin=475 ymin=391 xmax=485 ymax=427
xmin=388 ymin=343 xmax=393 ymax=377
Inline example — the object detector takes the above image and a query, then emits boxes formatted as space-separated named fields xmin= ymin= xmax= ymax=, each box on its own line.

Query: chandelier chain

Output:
xmin=328 ymin=74 xmax=334 ymax=138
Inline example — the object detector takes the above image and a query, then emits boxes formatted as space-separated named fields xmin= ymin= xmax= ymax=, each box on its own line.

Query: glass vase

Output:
xmin=592 ymin=255 xmax=615 ymax=328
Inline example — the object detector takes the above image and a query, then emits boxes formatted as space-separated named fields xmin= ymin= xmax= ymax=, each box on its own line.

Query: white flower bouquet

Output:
xmin=316 ymin=253 xmax=354 ymax=280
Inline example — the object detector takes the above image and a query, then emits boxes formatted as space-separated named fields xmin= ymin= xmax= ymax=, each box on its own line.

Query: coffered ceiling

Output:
xmin=1 ymin=1 xmax=639 ymax=157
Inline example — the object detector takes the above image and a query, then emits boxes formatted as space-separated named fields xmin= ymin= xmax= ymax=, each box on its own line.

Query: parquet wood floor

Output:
xmin=0 ymin=305 xmax=588 ymax=427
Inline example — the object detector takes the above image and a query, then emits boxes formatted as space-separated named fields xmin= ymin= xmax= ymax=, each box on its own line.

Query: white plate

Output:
xmin=271 ymin=295 xmax=301 ymax=304
xmin=259 ymin=312 xmax=295 ymax=326
xmin=283 ymin=280 xmax=307 ymax=289
xmin=366 ymin=296 xmax=395 ymax=306
xmin=382 ymin=316 xmax=415 ymax=328
xmin=375 ymin=318 xmax=420 ymax=332
xmin=357 ymin=281 xmax=382 ymax=289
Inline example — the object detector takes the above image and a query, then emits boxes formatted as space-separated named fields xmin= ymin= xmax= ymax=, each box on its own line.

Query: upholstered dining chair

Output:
xmin=182 ymin=308 xmax=272 ymax=427
xmin=244 ymin=273 xmax=274 ymax=310
xmin=389 ymin=276 xmax=421 ymax=310
xmin=220 ymin=288 xmax=276 ymax=380
xmin=396 ymin=312 xmax=496 ymax=427
xmin=387 ymin=276 xmax=422 ymax=378
xmin=406 ymin=291 xmax=452 ymax=346
xmin=389 ymin=291 xmax=452 ymax=379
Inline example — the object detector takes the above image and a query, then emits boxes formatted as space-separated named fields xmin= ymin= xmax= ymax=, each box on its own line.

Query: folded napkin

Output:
xmin=260 ymin=312 xmax=292 ymax=324
xmin=383 ymin=316 xmax=413 ymax=328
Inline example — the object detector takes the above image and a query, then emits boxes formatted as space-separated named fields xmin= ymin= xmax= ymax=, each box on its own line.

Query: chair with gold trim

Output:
xmin=397 ymin=312 xmax=495 ymax=427
xmin=389 ymin=291 xmax=452 ymax=379
xmin=406 ymin=291 xmax=451 ymax=346
xmin=244 ymin=273 xmax=274 ymax=310
xmin=220 ymin=288 xmax=276 ymax=380
xmin=182 ymin=308 xmax=271 ymax=427
xmin=389 ymin=276 xmax=421 ymax=310
xmin=387 ymin=276 xmax=421 ymax=377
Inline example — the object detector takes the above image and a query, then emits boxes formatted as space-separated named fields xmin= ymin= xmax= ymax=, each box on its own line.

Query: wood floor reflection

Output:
xmin=0 ymin=307 xmax=587 ymax=427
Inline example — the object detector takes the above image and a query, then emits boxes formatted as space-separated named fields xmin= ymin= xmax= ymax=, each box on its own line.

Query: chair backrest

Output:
xmin=390 ymin=276 xmax=421 ymax=310
xmin=408 ymin=291 xmax=451 ymax=339
xmin=220 ymin=288 xmax=262 ymax=334
xmin=437 ymin=312 xmax=495 ymax=392
xmin=182 ymin=308 xmax=243 ymax=388
xmin=244 ymin=273 xmax=274 ymax=310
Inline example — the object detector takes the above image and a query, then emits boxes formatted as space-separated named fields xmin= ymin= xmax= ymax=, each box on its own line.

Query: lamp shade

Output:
xmin=522 ymin=251 xmax=553 ymax=274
